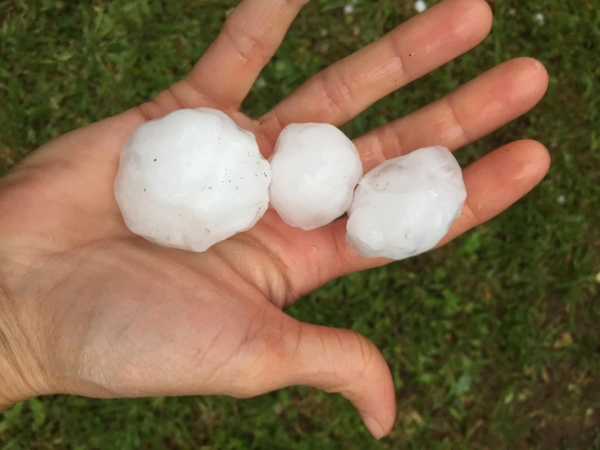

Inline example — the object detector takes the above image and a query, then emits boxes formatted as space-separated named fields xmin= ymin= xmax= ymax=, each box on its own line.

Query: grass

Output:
xmin=1 ymin=0 xmax=599 ymax=448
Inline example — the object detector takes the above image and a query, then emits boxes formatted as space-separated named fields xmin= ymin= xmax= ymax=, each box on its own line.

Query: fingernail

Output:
xmin=360 ymin=412 xmax=384 ymax=440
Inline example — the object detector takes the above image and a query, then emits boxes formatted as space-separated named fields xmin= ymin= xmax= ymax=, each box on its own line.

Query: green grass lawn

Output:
xmin=1 ymin=0 xmax=599 ymax=448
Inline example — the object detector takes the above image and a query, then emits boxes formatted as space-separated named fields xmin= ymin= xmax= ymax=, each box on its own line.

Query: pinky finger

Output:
xmin=439 ymin=139 xmax=551 ymax=246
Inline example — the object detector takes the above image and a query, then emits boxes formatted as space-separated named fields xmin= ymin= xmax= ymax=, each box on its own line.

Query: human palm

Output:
xmin=0 ymin=0 xmax=551 ymax=439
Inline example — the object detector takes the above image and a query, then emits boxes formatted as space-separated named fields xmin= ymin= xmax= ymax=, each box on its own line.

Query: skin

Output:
xmin=0 ymin=0 xmax=550 ymax=439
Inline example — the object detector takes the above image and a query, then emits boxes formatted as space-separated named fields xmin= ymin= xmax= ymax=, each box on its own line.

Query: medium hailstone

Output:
xmin=346 ymin=146 xmax=466 ymax=260
xmin=114 ymin=108 xmax=271 ymax=252
xmin=269 ymin=123 xmax=363 ymax=230
xmin=414 ymin=0 xmax=427 ymax=13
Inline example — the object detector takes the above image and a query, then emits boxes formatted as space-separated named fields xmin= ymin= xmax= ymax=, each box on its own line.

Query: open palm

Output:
xmin=0 ymin=0 xmax=550 ymax=439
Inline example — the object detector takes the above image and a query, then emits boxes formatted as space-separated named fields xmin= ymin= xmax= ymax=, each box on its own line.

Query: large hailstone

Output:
xmin=114 ymin=108 xmax=271 ymax=252
xmin=346 ymin=146 xmax=466 ymax=260
xmin=269 ymin=123 xmax=363 ymax=230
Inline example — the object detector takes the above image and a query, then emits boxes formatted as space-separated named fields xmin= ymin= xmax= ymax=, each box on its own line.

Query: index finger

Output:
xmin=164 ymin=0 xmax=308 ymax=110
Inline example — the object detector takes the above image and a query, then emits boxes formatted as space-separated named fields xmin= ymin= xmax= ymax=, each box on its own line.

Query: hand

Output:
xmin=0 ymin=0 xmax=550 ymax=439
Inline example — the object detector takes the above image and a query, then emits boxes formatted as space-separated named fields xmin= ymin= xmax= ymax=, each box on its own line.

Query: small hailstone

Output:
xmin=344 ymin=0 xmax=358 ymax=15
xmin=114 ymin=108 xmax=271 ymax=252
xmin=557 ymin=195 xmax=566 ymax=204
xmin=534 ymin=12 xmax=545 ymax=25
xmin=414 ymin=0 xmax=427 ymax=13
xmin=346 ymin=146 xmax=466 ymax=260
xmin=255 ymin=77 xmax=267 ymax=89
xmin=269 ymin=123 xmax=363 ymax=230
xmin=509 ymin=8 xmax=517 ymax=17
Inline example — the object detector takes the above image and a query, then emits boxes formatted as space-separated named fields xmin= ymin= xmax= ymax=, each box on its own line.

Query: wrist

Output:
xmin=0 ymin=257 xmax=51 ymax=409
xmin=0 ymin=291 xmax=32 ymax=409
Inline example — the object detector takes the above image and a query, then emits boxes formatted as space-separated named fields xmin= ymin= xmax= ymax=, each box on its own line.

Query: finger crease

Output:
xmin=180 ymin=77 xmax=223 ymax=108
xmin=320 ymin=67 xmax=355 ymax=120
xmin=136 ymin=103 xmax=159 ymax=122
xmin=257 ymin=111 xmax=285 ymax=149
xmin=463 ymin=196 xmax=482 ymax=224
xmin=223 ymin=22 xmax=270 ymax=67
xmin=385 ymin=32 xmax=409 ymax=81
xmin=445 ymin=95 xmax=471 ymax=144
xmin=382 ymin=120 xmax=408 ymax=158
xmin=328 ymin=224 xmax=354 ymax=281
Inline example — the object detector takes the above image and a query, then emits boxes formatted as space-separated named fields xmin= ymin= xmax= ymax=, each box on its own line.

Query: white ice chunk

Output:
xmin=344 ymin=0 xmax=358 ymax=15
xmin=114 ymin=108 xmax=271 ymax=252
xmin=414 ymin=0 xmax=427 ymax=13
xmin=533 ymin=12 xmax=545 ymax=25
xmin=269 ymin=123 xmax=363 ymax=230
xmin=346 ymin=146 xmax=466 ymax=260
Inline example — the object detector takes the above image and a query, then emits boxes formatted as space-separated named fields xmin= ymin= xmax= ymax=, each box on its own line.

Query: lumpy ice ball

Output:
xmin=269 ymin=123 xmax=363 ymax=230
xmin=114 ymin=108 xmax=271 ymax=252
xmin=346 ymin=146 xmax=466 ymax=260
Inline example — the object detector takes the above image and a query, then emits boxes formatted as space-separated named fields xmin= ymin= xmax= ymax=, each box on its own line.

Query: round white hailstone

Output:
xmin=269 ymin=123 xmax=363 ymax=230
xmin=414 ymin=0 xmax=427 ymax=13
xmin=346 ymin=146 xmax=466 ymax=260
xmin=533 ymin=12 xmax=545 ymax=25
xmin=344 ymin=0 xmax=357 ymax=15
xmin=114 ymin=108 xmax=271 ymax=252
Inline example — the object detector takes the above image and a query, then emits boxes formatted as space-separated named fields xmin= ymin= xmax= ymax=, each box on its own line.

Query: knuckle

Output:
xmin=444 ymin=96 xmax=469 ymax=142
xmin=319 ymin=67 xmax=355 ymax=114
xmin=347 ymin=330 xmax=377 ymax=379
xmin=223 ymin=21 xmax=271 ymax=67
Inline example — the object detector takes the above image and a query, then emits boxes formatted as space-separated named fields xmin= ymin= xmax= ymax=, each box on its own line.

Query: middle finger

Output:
xmin=258 ymin=0 xmax=493 ymax=144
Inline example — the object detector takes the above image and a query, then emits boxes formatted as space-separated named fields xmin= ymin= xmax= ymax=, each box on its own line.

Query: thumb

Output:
xmin=283 ymin=320 xmax=396 ymax=439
